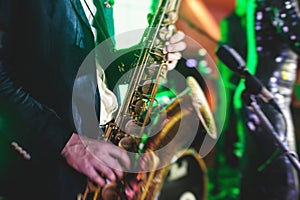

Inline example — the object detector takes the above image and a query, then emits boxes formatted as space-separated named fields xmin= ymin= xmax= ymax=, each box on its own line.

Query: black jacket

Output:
xmin=0 ymin=0 xmax=112 ymax=199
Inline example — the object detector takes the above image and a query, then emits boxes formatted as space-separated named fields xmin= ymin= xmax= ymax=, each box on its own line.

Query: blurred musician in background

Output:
xmin=232 ymin=0 xmax=300 ymax=199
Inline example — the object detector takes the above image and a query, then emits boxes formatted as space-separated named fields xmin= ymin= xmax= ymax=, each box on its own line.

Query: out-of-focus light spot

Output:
xmin=283 ymin=26 xmax=289 ymax=32
xmin=270 ymin=77 xmax=277 ymax=83
xmin=186 ymin=58 xmax=198 ymax=68
xmin=280 ymin=13 xmax=287 ymax=18
xmin=257 ymin=46 xmax=263 ymax=52
xmin=285 ymin=1 xmax=291 ymax=5
xmin=255 ymin=25 xmax=262 ymax=31
xmin=198 ymin=61 xmax=212 ymax=75
xmin=270 ymin=87 xmax=279 ymax=93
xmin=290 ymin=35 xmax=296 ymax=40
xmin=275 ymin=56 xmax=283 ymax=62
xmin=199 ymin=60 xmax=208 ymax=67
xmin=204 ymin=67 xmax=212 ymax=74
xmin=198 ymin=48 xmax=207 ymax=57
xmin=281 ymin=70 xmax=289 ymax=80
xmin=247 ymin=121 xmax=256 ymax=131
xmin=273 ymin=71 xmax=280 ymax=77
xmin=286 ymin=4 xmax=292 ymax=9
xmin=256 ymin=11 xmax=263 ymax=20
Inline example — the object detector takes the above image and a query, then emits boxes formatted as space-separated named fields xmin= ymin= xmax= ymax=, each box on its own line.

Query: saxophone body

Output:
xmin=80 ymin=0 xmax=216 ymax=199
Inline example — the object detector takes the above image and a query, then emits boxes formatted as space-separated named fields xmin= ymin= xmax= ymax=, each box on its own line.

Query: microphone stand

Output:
xmin=242 ymin=91 xmax=300 ymax=173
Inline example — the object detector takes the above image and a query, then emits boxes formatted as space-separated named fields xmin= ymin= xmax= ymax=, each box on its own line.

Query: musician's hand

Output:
xmin=165 ymin=30 xmax=186 ymax=70
xmin=61 ymin=133 xmax=130 ymax=186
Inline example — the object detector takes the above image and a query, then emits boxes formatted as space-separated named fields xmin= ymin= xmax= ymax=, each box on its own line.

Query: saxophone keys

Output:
xmin=101 ymin=182 xmax=122 ymax=200
xmin=118 ymin=135 xmax=138 ymax=152
xmin=139 ymin=80 xmax=154 ymax=95
xmin=125 ymin=119 xmax=143 ymax=136
xmin=159 ymin=27 xmax=172 ymax=41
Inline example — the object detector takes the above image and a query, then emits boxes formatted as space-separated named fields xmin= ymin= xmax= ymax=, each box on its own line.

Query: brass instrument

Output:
xmin=79 ymin=0 xmax=217 ymax=199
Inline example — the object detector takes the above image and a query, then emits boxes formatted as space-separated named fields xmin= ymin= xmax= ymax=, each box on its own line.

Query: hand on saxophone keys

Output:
xmin=61 ymin=133 xmax=131 ymax=186
xmin=165 ymin=30 xmax=186 ymax=70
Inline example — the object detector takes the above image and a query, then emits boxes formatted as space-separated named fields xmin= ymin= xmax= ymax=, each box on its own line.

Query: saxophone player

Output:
xmin=0 ymin=0 xmax=186 ymax=199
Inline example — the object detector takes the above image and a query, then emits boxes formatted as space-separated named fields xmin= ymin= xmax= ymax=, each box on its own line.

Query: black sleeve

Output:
xmin=0 ymin=0 xmax=71 ymax=161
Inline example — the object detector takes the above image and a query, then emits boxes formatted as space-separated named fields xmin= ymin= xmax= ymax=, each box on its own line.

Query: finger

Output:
xmin=112 ymin=165 xmax=124 ymax=180
xmin=100 ymin=156 xmax=125 ymax=179
xmin=166 ymin=52 xmax=182 ymax=61
xmin=109 ymin=147 xmax=131 ymax=170
xmin=85 ymin=165 xmax=106 ymax=186
xmin=166 ymin=60 xmax=178 ymax=71
xmin=170 ymin=31 xmax=185 ymax=44
xmin=167 ymin=41 xmax=187 ymax=53
xmin=93 ymin=161 xmax=117 ymax=183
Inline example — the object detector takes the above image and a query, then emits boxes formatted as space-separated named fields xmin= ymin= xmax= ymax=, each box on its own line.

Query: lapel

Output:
xmin=70 ymin=0 xmax=111 ymax=43
xmin=70 ymin=0 xmax=91 ymax=30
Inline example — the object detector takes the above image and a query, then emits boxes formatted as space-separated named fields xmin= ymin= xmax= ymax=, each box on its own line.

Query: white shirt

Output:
xmin=80 ymin=0 xmax=118 ymax=125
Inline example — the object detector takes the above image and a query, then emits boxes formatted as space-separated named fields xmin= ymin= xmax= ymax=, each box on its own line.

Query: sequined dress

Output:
xmin=240 ymin=0 xmax=300 ymax=199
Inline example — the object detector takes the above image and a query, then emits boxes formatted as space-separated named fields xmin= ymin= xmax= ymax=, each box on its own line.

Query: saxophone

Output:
xmin=79 ymin=0 xmax=217 ymax=199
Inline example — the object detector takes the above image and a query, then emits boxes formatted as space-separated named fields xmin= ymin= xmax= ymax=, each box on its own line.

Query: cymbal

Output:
xmin=186 ymin=76 xmax=218 ymax=139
